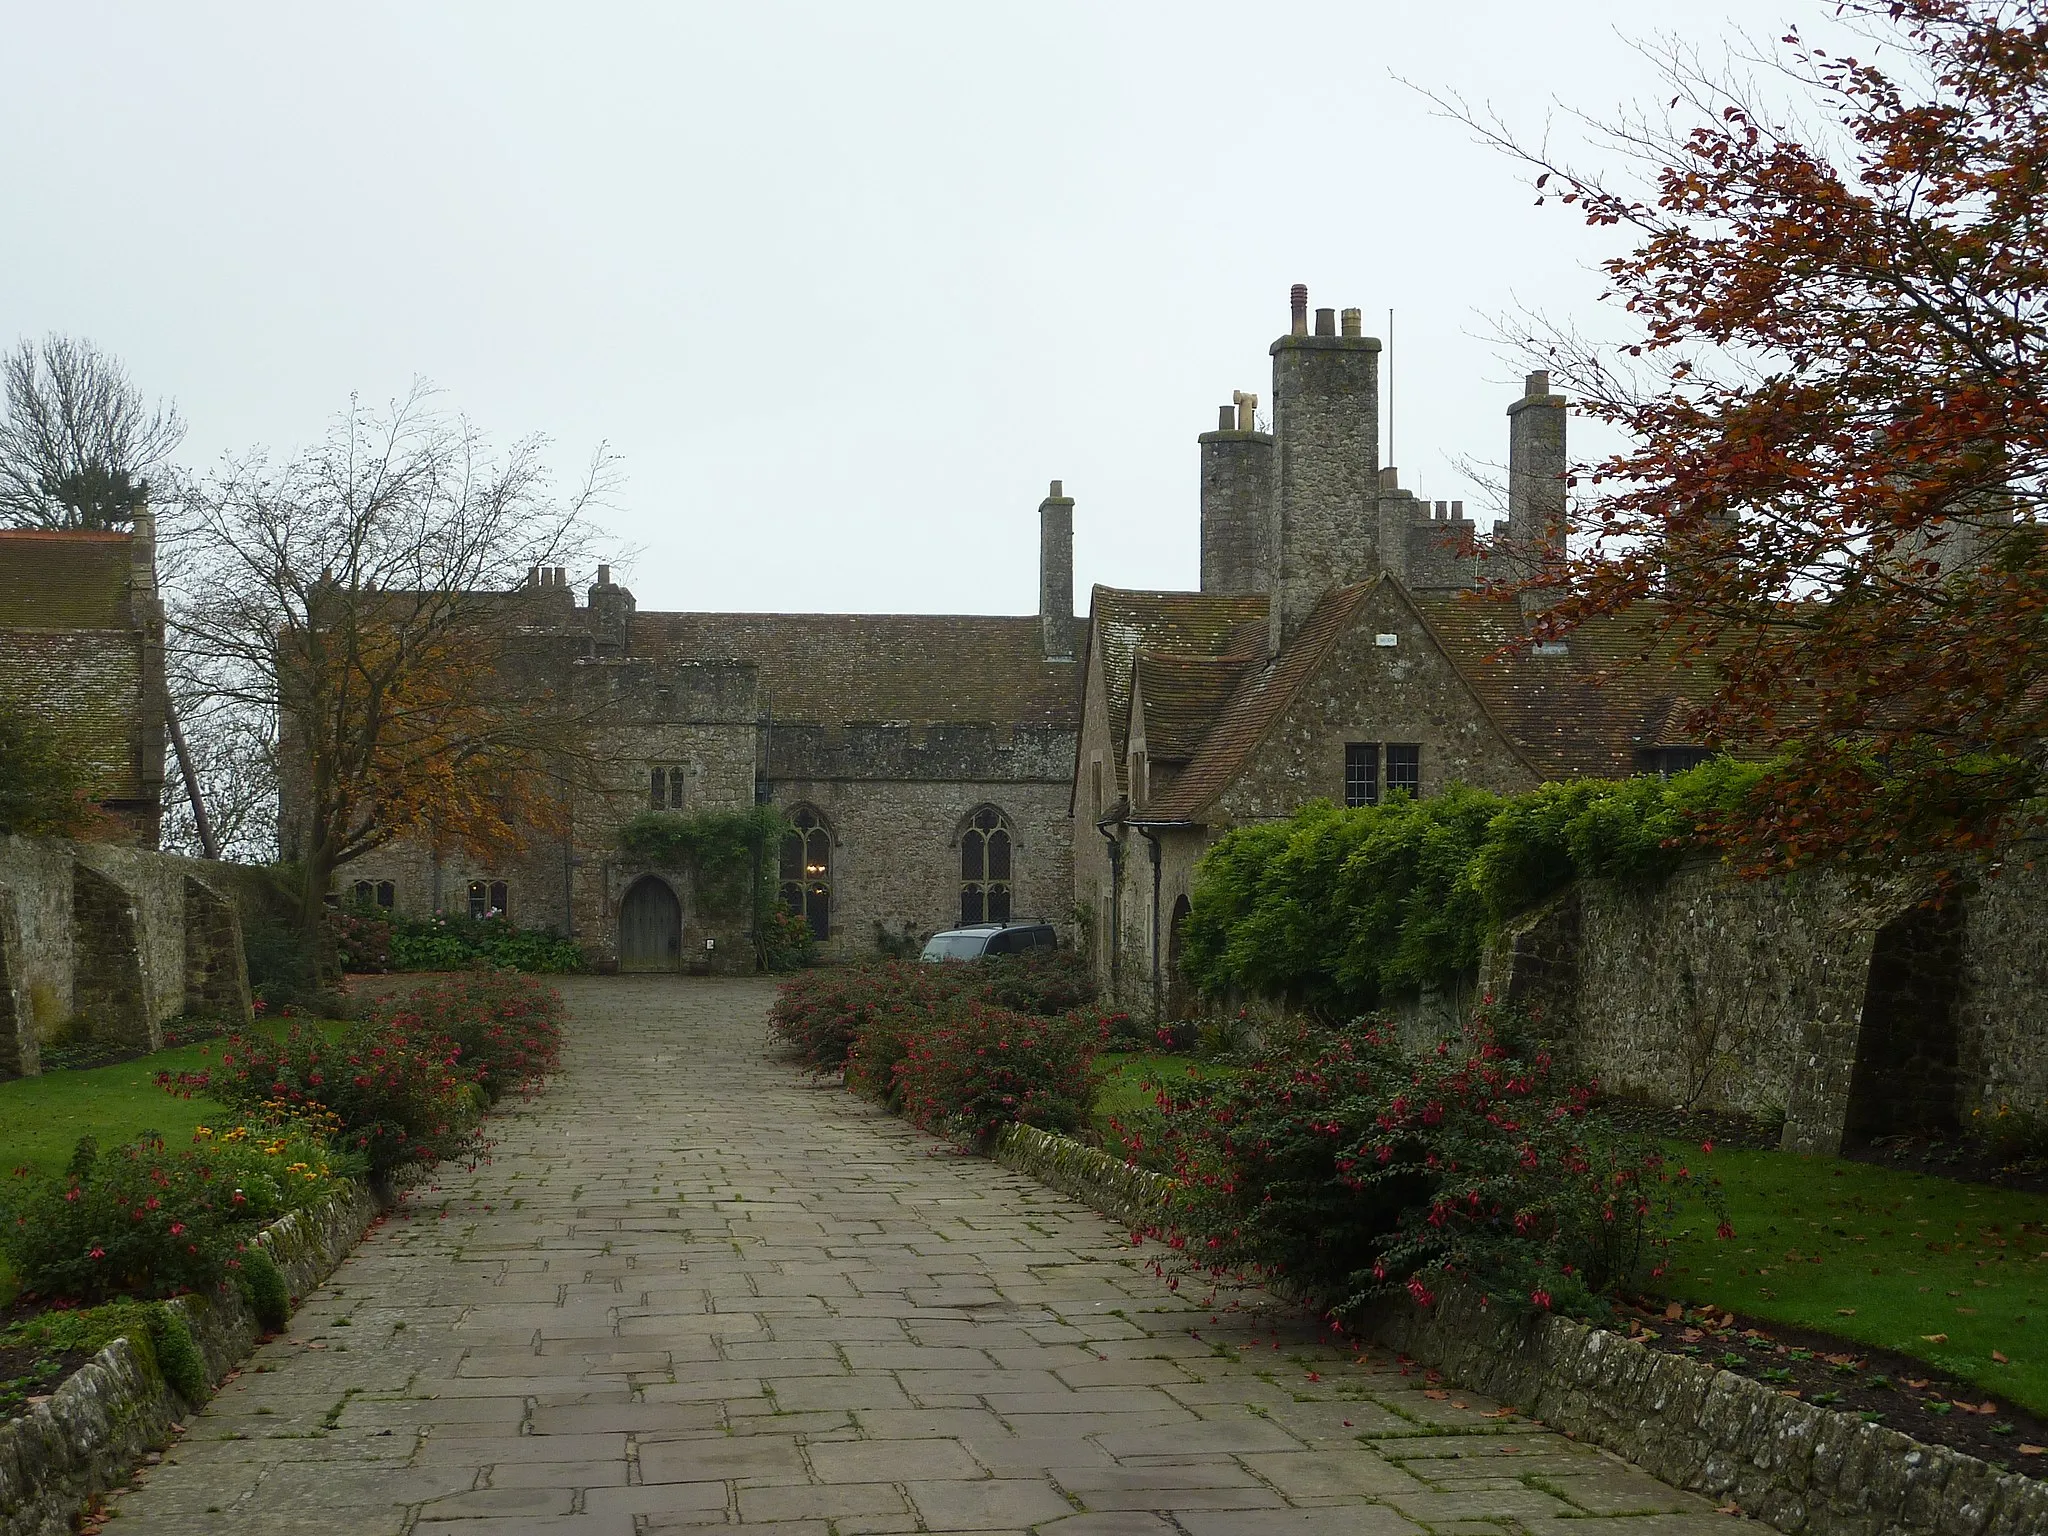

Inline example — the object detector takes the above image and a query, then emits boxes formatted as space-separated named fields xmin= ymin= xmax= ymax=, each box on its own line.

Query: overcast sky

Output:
xmin=4 ymin=0 xmax=1814 ymax=615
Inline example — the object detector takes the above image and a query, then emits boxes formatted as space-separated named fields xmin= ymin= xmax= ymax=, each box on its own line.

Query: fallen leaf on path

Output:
xmin=1665 ymin=1302 xmax=1683 ymax=1321
xmin=1483 ymin=1407 xmax=1516 ymax=1419
xmin=1422 ymin=1389 xmax=1448 ymax=1400
xmin=1922 ymin=1334 xmax=1949 ymax=1344
xmin=1451 ymin=1400 xmax=1469 ymax=1410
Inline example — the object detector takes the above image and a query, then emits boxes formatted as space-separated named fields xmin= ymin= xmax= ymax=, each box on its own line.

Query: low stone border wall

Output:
xmin=990 ymin=1123 xmax=1174 ymax=1229
xmin=0 ymin=1177 xmax=382 ymax=1536
xmin=996 ymin=1123 xmax=2048 ymax=1536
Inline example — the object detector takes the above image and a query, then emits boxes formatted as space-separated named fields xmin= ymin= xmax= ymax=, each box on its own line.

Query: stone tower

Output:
xmin=1268 ymin=284 xmax=1381 ymax=652
xmin=1198 ymin=392 xmax=1274 ymax=595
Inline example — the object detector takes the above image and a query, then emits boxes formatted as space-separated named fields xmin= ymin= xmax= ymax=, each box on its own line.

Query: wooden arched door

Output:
xmin=618 ymin=876 xmax=682 ymax=972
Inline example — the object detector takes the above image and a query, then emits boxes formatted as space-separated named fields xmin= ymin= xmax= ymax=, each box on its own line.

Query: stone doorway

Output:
xmin=1165 ymin=894 xmax=1193 ymax=1019
xmin=618 ymin=876 xmax=682 ymax=973
xmin=1842 ymin=900 xmax=1964 ymax=1144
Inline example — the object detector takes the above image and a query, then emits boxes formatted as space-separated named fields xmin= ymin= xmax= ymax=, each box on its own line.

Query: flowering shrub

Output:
xmin=370 ymin=971 xmax=564 ymax=1103
xmin=0 ymin=1127 xmax=351 ymax=1304
xmin=768 ymin=961 xmax=963 ymax=1073
xmin=1138 ymin=1008 xmax=1725 ymax=1322
xmin=979 ymin=946 xmax=1097 ymax=1015
xmin=331 ymin=907 xmax=395 ymax=972
xmin=167 ymin=1022 xmax=482 ymax=1178
xmin=894 ymin=1001 xmax=1106 ymax=1147
xmin=769 ymin=950 xmax=1102 ymax=1075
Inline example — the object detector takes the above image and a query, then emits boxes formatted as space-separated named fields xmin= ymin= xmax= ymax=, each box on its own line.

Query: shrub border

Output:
xmin=994 ymin=1123 xmax=2048 ymax=1536
xmin=0 ymin=1174 xmax=386 ymax=1536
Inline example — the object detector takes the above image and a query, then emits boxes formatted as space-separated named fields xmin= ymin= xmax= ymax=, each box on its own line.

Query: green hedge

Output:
xmin=1181 ymin=758 xmax=1763 ymax=1013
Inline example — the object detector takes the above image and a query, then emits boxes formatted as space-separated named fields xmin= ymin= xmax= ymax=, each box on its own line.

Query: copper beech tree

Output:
xmin=1457 ymin=0 xmax=2048 ymax=873
xmin=169 ymin=385 xmax=613 ymax=938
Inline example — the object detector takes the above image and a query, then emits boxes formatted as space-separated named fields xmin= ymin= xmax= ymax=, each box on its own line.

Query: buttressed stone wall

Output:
xmin=0 ymin=834 xmax=255 ymax=1078
xmin=1482 ymin=857 xmax=2048 ymax=1154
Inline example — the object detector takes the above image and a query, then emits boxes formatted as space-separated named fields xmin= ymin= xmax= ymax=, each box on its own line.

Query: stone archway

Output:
xmin=618 ymin=876 xmax=682 ymax=973
xmin=1842 ymin=901 xmax=1964 ymax=1144
xmin=1165 ymin=894 xmax=1193 ymax=1020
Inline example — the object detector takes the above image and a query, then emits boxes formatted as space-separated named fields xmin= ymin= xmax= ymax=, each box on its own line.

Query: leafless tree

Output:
xmin=163 ymin=382 xmax=617 ymax=937
xmin=0 ymin=335 xmax=185 ymax=528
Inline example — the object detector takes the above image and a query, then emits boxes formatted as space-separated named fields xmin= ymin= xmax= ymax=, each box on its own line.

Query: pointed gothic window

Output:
xmin=778 ymin=805 xmax=832 ymax=940
xmin=959 ymin=805 xmax=1013 ymax=925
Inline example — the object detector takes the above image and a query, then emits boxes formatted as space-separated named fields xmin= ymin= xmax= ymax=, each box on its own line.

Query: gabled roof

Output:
xmin=0 ymin=530 xmax=136 ymax=628
xmin=1138 ymin=581 xmax=1378 ymax=823
xmin=1406 ymin=593 xmax=1719 ymax=779
xmin=631 ymin=612 xmax=1078 ymax=728
xmin=1131 ymin=579 xmax=1724 ymax=826
xmin=1085 ymin=587 xmax=1268 ymax=789
xmin=1132 ymin=648 xmax=1260 ymax=761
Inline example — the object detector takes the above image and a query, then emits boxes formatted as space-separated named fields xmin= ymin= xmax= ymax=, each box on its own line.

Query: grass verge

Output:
xmin=1662 ymin=1146 xmax=2048 ymax=1414
xmin=0 ymin=1021 xmax=347 ymax=1300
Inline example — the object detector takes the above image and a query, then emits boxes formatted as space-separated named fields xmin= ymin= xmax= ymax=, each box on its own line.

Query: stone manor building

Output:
xmin=334 ymin=512 xmax=1086 ymax=971
xmin=1075 ymin=285 xmax=1714 ymax=1015
xmin=339 ymin=283 xmax=1710 ymax=984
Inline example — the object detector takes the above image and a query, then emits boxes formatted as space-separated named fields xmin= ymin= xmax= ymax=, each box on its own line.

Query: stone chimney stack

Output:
xmin=587 ymin=563 xmax=635 ymax=655
xmin=1267 ymin=283 xmax=1381 ymax=653
xmin=1039 ymin=480 xmax=1075 ymax=661
xmin=1506 ymin=370 xmax=1568 ymax=592
xmin=1198 ymin=392 xmax=1273 ymax=595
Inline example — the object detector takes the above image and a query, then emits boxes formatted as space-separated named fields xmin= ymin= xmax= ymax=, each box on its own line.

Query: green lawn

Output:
xmin=0 ymin=1041 xmax=237 ymax=1185
xmin=0 ymin=1022 xmax=349 ymax=1301
xmin=1092 ymin=1052 xmax=1222 ymax=1133
xmin=1662 ymin=1147 xmax=2048 ymax=1414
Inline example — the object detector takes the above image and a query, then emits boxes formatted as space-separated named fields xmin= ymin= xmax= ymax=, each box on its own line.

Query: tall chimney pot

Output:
xmin=1289 ymin=283 xmax=1309 ymax=336
xmin=1218 ymin=404 xmax=1235 ymax=431
xmin=1314 ymin=307 xmax=1336 ymax=337
xmin=1340 ymin=308 xmax=1362 ymax=338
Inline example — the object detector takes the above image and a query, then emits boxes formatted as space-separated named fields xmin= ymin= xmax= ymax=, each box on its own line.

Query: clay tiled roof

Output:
xmin=1132 ymin=579 xmax=1724 ymax=825
xmin=632 ymin=612 xmax=1079 ymax=727
xmin=1088 ymin=588 xmax=1268 ymax=780
xmin=1406 ymin=591 xmax=1720 ymax=779
xmin=1134 ymin=648 xmax=1259 ymax=761
xmin=0 ymin=530 xmax=134 ymax=628
xmin=1138 ymin=582 xmax=1377 ymax=823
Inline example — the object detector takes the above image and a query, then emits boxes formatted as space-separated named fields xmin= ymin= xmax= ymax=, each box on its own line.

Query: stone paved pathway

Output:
xmin=107 ymin=977 xmax=1732 ymax=1536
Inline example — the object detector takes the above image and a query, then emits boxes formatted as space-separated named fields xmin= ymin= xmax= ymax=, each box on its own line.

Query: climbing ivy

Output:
xmin=1180 ymin=757 xmax=1765 ymax=1013
xmin=617 ymin=806 xmax=793 ymax=924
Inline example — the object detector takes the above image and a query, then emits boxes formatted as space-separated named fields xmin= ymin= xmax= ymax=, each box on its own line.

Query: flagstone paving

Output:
xmin=105 ymin=976 xmax=1730 ymax=1535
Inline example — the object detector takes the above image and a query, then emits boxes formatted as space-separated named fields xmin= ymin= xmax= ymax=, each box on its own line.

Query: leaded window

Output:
xmin=779 ymin=806 xmax=832 ymax=940
xmin=468 ymin=880 xmax=510 ymax=921
xmin=1343 ymin=742 xmax=1379 ymax=808
xmin=1386 ymin=743 xmax=1422 ymax=800
xmin=960 ymin=806 xmax=1012 ymax=925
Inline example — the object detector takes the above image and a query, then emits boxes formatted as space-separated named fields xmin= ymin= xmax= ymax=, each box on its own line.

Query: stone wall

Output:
xmin=762 ymin=775 xmax=1074 ymax=962
xmin=1213 ymin=581 xmax=1539 ymax=824
xmin=0 ymin=1178 xmax=379 ymax=1536
xmin=1482 ymin=858 xmax=2048 ymax=1154
xmin=0 ymin=834 xmax=255 ymax=1078
xmin=1956 ymin=854 xmax=2048 ymax=1117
